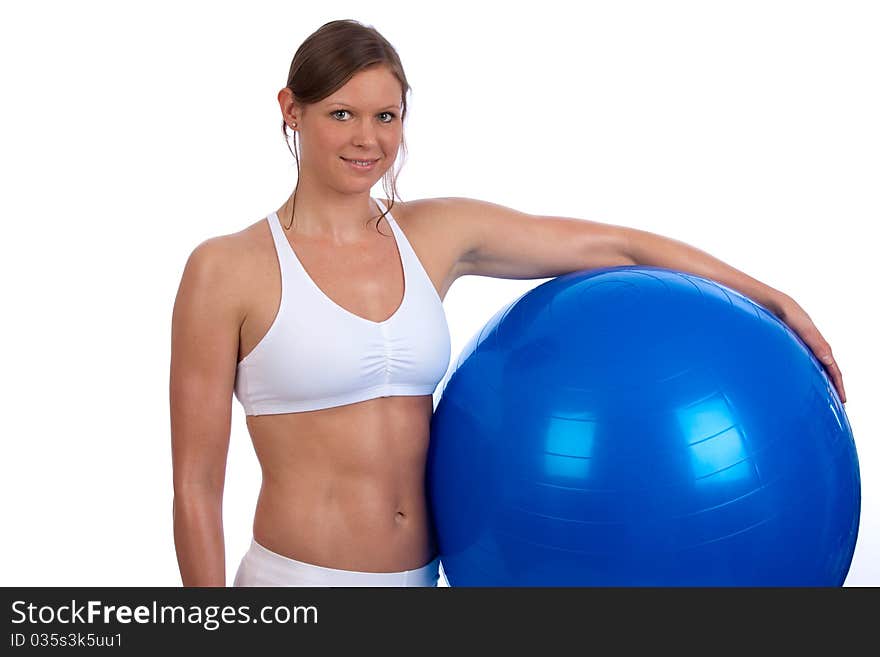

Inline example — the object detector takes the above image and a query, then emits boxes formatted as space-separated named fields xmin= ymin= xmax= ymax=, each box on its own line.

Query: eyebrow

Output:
xmin=329 ymin=102 xmax=401 ymax=111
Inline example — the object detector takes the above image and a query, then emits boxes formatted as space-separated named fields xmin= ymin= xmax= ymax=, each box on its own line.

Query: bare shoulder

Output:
xmin=385 ymin=195 xmax=467 ymax=224
xmin=384 ymin=196 xmax=476 ymax=251
xmin=385 ymin=196 xmax=507 ymax=270
xmin=184 ymin=221 xmax=263 ymax=282
xmin=176 ymin=216 xmax=273 ymax=323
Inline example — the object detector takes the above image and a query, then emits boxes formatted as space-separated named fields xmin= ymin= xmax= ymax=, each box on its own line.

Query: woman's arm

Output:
xmin=621 ymin=226 xmax=788 ymax=317
xmin=621 ymin=227 xmax=845 ymax=402
xmin=435 ymin=197 xmax=846 ymax=402
xmin=169 ymin=238 xmax=245 ymax=586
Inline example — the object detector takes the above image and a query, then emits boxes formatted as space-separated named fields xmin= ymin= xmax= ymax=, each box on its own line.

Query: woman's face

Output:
xmin=293 ymin=65 xmax=403 ymax=192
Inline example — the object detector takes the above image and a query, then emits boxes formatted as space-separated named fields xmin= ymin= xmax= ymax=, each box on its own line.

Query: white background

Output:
xmin=1 ymin=0 xmax=877 ymax=586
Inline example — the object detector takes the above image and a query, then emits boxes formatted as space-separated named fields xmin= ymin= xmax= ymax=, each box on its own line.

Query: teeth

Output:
xmin=346 ymin=159 xmax=374 ymax=166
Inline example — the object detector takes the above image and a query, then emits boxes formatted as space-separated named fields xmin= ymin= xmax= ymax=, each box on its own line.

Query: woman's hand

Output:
xmin=775 ymin=296 xmax=846 ymax=403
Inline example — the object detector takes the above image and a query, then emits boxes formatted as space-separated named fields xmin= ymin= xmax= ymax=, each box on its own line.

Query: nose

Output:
xmin=352 ymin=118 xmax=378 ymax=148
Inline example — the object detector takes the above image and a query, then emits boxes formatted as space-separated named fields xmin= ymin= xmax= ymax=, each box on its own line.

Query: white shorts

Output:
xmin=233 ymin=537 xmax=440 ymax=587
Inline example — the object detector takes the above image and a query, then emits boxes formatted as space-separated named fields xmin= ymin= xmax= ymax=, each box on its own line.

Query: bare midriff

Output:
xmin=245 ymin=393 xmax=437 ymax=573
xmin=234 ymin=198 xmax=462 ymax=575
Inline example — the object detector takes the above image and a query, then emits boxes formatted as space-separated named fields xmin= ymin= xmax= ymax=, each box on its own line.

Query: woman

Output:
xmin=169 ymin=19 xmax=846 ymax=587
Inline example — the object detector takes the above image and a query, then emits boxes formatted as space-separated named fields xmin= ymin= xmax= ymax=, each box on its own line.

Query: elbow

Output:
xmin=607 ymin=225 xmax=638 ymax=267
xmin=172 ymin=477 xmax=225 ymax=508
xmin=172 ymin=487 xmax=224 ymax=534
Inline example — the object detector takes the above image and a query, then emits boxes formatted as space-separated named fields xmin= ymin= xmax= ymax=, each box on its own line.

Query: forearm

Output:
xmin=620 ymin=226 xmax=792 ymax=317
xmin=172 ymin=492 xmax=227 ymax=587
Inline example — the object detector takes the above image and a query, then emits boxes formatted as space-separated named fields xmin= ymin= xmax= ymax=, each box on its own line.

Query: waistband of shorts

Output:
xmin=247 ymin=537 xmax=440 ymax=586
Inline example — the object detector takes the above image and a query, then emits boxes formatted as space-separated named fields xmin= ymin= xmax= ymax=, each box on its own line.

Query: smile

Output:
xmin=341 ymin=157 xmax=380 ymax=170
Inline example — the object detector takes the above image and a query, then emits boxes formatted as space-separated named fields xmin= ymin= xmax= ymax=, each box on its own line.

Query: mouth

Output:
xmin=340 ymin=156 xmax=380 ymax=170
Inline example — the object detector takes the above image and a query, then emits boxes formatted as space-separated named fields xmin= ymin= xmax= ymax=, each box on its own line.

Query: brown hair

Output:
xmin=281 ymin=19 xmax=411 ymax=233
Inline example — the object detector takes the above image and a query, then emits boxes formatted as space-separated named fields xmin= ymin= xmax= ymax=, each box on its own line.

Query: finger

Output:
xmin=798 ymin=325 xmax=845 ymax=401
xmin=821 ymin=356 xmax=846 ymax=403
xmin=831 ymin=369 xmax=845 ymax=403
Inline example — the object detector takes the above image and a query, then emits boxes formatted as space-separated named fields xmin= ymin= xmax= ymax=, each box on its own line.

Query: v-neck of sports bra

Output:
xmin=270 ymin=200 xmax=407 ymax=326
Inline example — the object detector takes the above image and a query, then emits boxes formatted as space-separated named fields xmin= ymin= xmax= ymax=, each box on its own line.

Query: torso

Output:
xmin=231 ymin=198 xmax=466 ymax=572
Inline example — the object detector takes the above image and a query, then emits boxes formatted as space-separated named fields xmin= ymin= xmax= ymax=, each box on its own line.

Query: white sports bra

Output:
xmin=234 ymin=198 xmax=452 ymax=416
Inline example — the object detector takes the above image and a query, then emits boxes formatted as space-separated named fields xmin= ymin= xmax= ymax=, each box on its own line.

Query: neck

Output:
xmin=278 ymin=171 xmax=379 ymax=244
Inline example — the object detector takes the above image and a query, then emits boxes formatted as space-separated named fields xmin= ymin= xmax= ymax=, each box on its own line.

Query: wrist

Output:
xmin=768 ymin=292 xmax=798 ymax=320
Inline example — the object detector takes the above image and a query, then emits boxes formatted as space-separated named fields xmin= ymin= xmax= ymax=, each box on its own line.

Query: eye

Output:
xmin=331 ymin=109 xmax=398 ymax=123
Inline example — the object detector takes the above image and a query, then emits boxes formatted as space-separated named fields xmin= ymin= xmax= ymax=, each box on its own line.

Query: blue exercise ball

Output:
xmin=427 ymin=266 xmax=860 ymax=586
